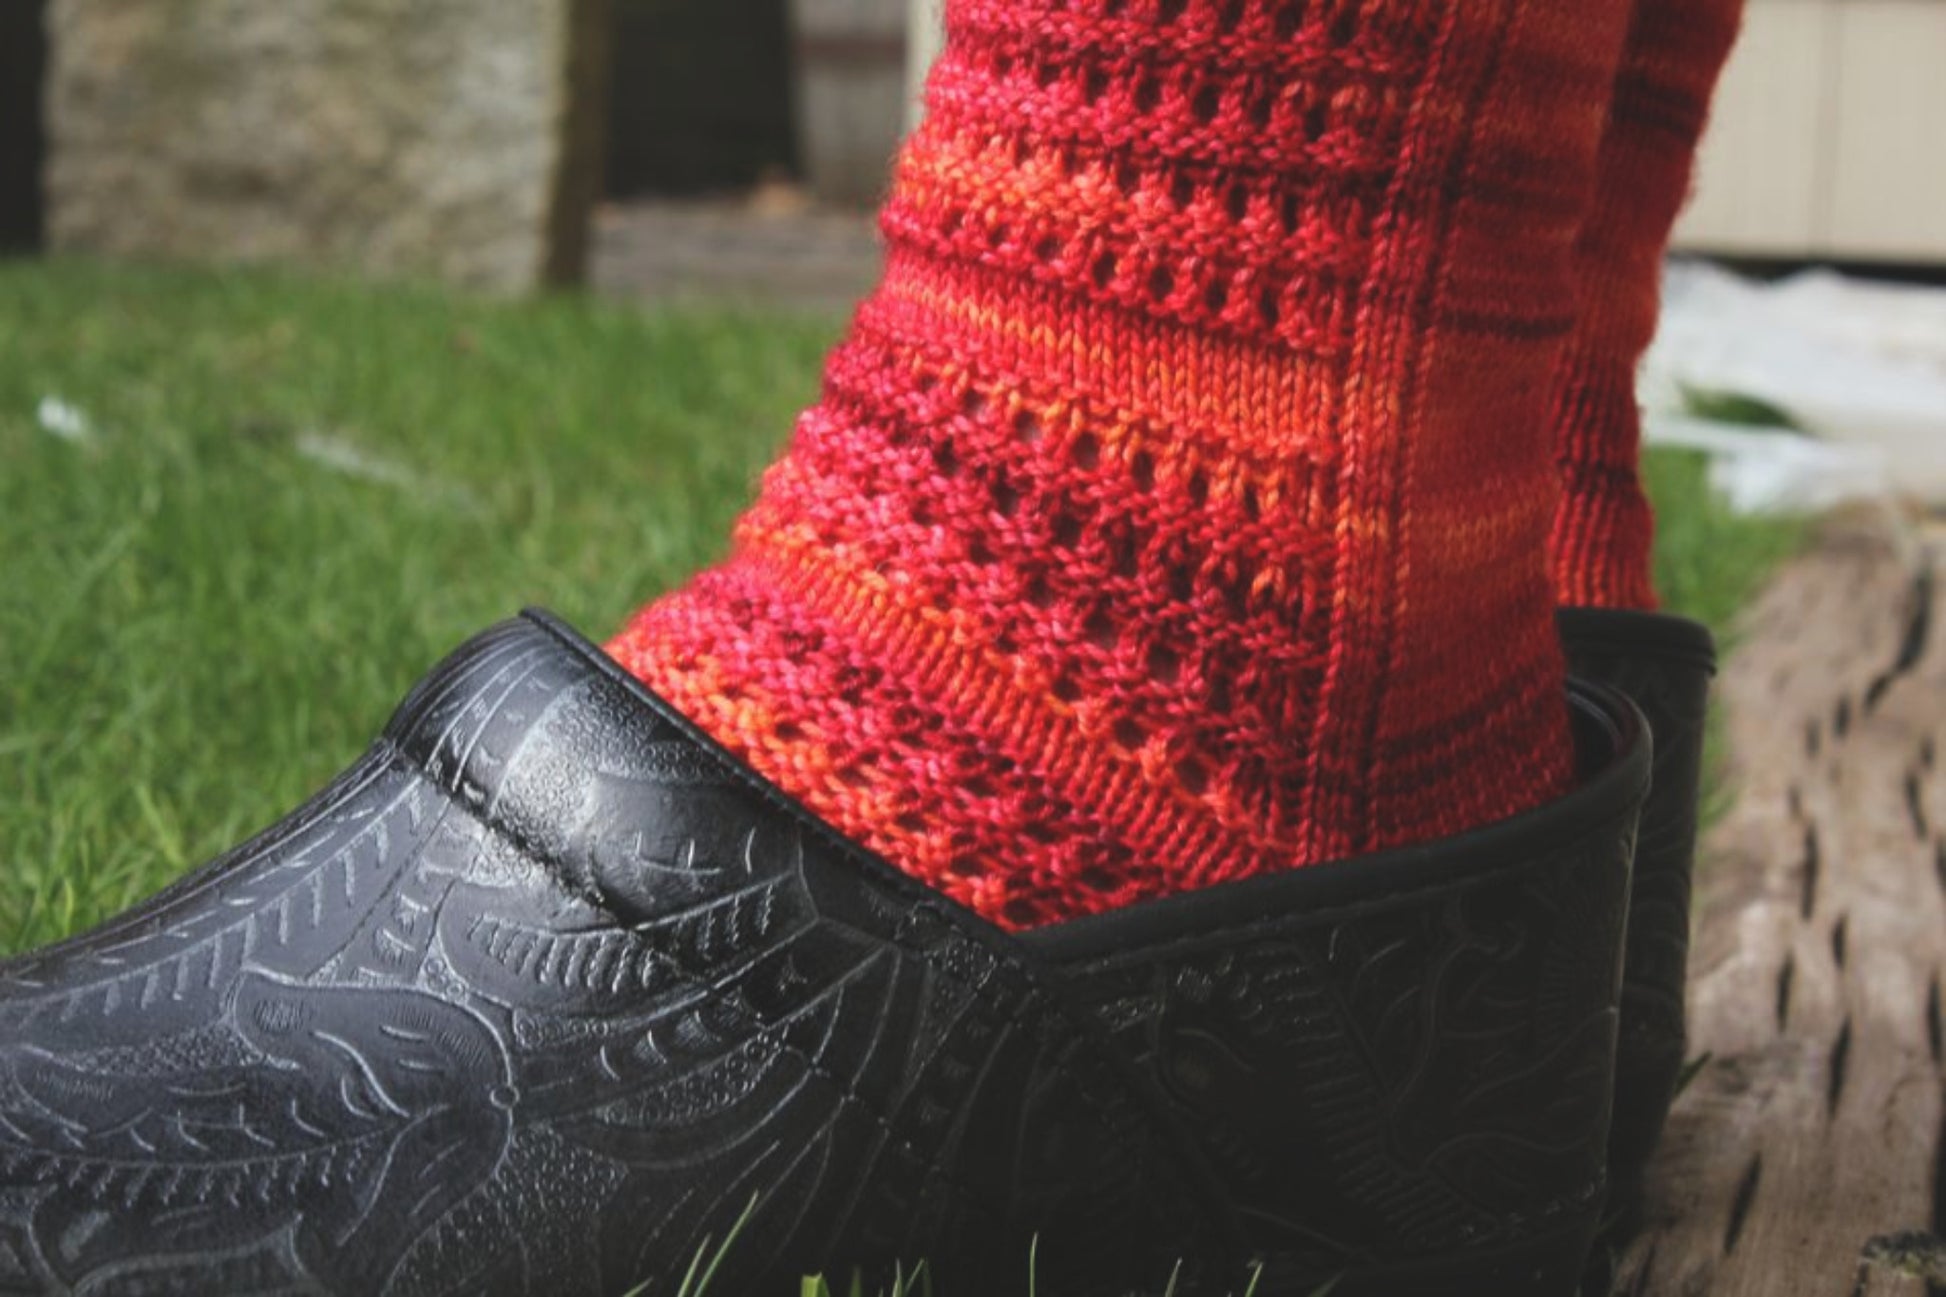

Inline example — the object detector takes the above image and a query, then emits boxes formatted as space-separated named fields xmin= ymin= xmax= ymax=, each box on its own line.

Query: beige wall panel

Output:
xmin=1673 ymin=1 xmax=1834 ymax=257
xmin=1826 ymin=1 xmax=1946 ymax=261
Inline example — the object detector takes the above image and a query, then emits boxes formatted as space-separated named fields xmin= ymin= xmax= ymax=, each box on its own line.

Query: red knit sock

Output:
xmin=609 ymin=0 xmax=1631 ymax=929
xmin=1547 ymin=0 xmax=1744 ymax=609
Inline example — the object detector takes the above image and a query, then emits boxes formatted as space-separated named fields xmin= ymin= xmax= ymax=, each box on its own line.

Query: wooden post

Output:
xmin=907 ymin=0 xmax=942 ymax=127
xmin=1614 ymin=517 xmax=1946 ymax=1295
xmin=788 ymin=0 xmax=909 ymax=205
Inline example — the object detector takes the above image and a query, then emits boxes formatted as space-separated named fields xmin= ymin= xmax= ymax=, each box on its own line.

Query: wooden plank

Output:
xmin=1614 ymin=517 xmax=1946 ymax=1295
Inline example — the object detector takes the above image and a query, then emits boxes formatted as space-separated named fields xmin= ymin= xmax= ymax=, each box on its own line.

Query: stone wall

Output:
xmin=44 ymin=0 xmax=607 ymax=291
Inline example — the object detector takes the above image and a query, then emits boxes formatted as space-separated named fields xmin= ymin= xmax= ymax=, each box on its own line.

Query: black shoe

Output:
xmin=1557 ymin=607 xmax=1716 ymax=1201
xmin=0 ymin=612 xmax=1648 ymax=1296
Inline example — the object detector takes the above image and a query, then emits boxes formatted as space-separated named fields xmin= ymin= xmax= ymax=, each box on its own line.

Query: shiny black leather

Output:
xmin=1033 ymin=682 xmax=1650 ymax=1296
xmin=1558 ymin=607 xmax=1716 ymax=1198
xmin=0 ymin=614 xmax=1226 ymax=1296
xmin=0 ymin=612 xmax=1651 ymax=1296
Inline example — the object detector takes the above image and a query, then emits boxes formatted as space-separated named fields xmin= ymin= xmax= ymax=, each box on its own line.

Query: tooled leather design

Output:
xmin=0 ymin=616 xmax=1223 ymax=1296
xmin=1051 ymin=804 xmax=1637 ymax=1280
xmin=1561 ymin=625 xmax=1713 ymax=1183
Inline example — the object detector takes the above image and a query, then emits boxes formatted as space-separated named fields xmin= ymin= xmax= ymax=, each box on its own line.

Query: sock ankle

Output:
xmin=609 ymin=0 xmax=1632 ymax=929
xmin=1547 ymin=0 xmax=1744 ymax=610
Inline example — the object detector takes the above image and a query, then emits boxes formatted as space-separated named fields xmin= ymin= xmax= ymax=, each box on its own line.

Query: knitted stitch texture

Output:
xmin=609 ymin=0 xmax=1630 ymax=929
xmin=1548 ymin=0 xmax=1744 ymax=608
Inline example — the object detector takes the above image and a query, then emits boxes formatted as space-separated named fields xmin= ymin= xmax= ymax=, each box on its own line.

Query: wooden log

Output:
xmin=1614 ymin=517 xmax=1946 ymax=1295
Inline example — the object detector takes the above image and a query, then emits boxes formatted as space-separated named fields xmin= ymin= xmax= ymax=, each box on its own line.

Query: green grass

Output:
xmin=0 ymin=256 xmax=1802 ymax=959
xmin=1643 ymin=446 xmax=1806 ymax=637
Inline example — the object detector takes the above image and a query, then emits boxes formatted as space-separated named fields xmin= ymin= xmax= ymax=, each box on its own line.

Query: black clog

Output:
xmin=0 ymin=612 xmax=1649 ymax=1295
xmin=1557 ymin=607 xmax=1715 ymax=1198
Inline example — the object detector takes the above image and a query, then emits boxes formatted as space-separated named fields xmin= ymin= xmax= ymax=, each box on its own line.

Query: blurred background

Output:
xmin=4 ymin=0 xmax=1946 ymax=295
xmin=0 ymin=0 xmax=1938 ymax=951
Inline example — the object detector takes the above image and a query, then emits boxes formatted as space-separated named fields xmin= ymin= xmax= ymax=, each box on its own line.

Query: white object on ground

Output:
xmin=35 ymin=396 xmax=95 ymax=445
xmin=296 ymin=431 xmax=480 ymax=513
xmin=1644 ymin=414 xmax=1890 ymax=516
xmin=1644 ymin=263 xmax=1946 ymax=505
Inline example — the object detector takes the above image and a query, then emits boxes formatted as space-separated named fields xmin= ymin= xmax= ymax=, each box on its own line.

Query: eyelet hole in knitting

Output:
xmin=1131 ymin=451 xmax=1156 ymax=490
xmin=1112 ymin=717 xmax=1147 ymax=752
xmin=1158 ymin=0 xmax=1187 ymax=23
xmin=1187 ymin=471 xmax=1209 ymax=505
xmin=960 ymin=387 xmax=987 ymax=417
xmin=1273 ymin=5 xmax=1302 ymax=38
xmin=1278 ymin=190 xmax=1301 ymax=233
xmin=1025 ymin=575 xmax=1056 ymax=608
xmin=1204 ymin=278 xmax=1230 ymax=314
xmin=932 ymin=442 xmax=960 ymax=476
xmin=1192 ymin=85 xmax=1221 ymax=124
xmin=1052 ymin=674 xmax=1083 ymax=704
xmin=1175 ymin=755 xmax=1211 ymax=797
xmin=1206 ymin=671 xmax=1233 ymax=715
xmin=1306 ymin=96 xmax=1332 ymax=144
xmin=992 ymin=481 xmax=1020 ymax=517
xmin=1073 ymin=865 xmax=1121 ymax=894
xmin=1070 ymin=433 xmax=1100 ymax=469
xmin=1091 ymin=252 xmax=1119 ymax=290
xmin=1002 ymin=897 xmax=1042 ymax=927
xmin=1134 ymin=76 xmax=1160 ymax=114
xmin=1083 ymin=609 xmax=1117 ymax=648
xmin=1013 ymin=409 xmax=1044 ymax=444
xmin=1051 ymin=512 xmax=1083 ymax=549
xmin=1249 ymin=89 xmax=1275 ymax=129
xmin=948 ymin=854 xmax=984 ymax=879
xmin=1215 ymin=0 xmax=1245 ymax=32
xmin=1259 ymin=287 xmax=1282 ymax=330
xmin=1147 ymin=266 xmax=1176 ymax=303
xmin=1146 ymin=643 xmax=1182 ymax=683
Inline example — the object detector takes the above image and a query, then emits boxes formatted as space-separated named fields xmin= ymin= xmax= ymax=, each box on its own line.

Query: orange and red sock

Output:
xmin=609 ymin=0 xmax=1633 ymax=929
xmin=1548 ymin=0 xmax=1744 ymax=609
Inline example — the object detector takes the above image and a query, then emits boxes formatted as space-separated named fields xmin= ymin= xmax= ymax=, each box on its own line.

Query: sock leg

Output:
xmin=609 ymin=0 xmax=1633 ymax=929
xmin=1547 ymin=0 xmax=1745 ymax=609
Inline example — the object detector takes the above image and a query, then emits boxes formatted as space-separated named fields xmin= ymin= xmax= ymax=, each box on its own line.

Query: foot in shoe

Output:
xmin=0 ymin=613 xmax=1650 ymax=1294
